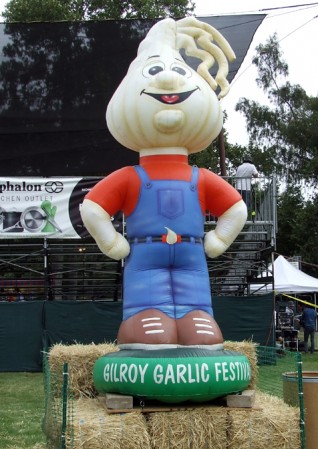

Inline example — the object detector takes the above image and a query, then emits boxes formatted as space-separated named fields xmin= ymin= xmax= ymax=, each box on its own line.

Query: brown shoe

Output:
xmin=176 ymin=310 xmax=224 ymax=349
xmin=117 ymin=309 xmax=178 ymax=347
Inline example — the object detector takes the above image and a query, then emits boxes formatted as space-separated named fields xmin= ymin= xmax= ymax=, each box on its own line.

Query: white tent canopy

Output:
xmin=251 ymin=255 xmax=318 ymax=294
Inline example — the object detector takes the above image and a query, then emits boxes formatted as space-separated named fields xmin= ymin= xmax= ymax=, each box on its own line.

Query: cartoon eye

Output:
xmin=143 ymin=62 xmax=165 ymax=77
xmin=171 ymin=63 xmax=192 ymax=78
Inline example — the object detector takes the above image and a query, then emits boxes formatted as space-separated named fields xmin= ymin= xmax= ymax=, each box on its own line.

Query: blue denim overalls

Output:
xmin=123 ymin=165 xmax=213 ymax=320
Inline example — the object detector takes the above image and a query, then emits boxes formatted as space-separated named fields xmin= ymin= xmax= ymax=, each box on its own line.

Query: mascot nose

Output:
xmin=149 ymin=70 xmax=185 ymax=90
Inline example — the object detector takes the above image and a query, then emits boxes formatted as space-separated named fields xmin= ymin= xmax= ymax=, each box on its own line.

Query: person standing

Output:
xmin=285 ymin=301 xmax=294 ymax=316
xmin=16 ymin=288 xmax=25 ymax=302
xmin=301 ymin=304 xmax=317 ymax=354
xmin=285 ymin=301 xmax=295 ymax=327
xmin=235 ymin=156 xmax=259 ymax=214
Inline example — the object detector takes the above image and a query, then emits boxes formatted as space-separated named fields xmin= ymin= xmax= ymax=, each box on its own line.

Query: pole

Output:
xmin=296 ymin=352 xmax=306 ymax=449
xmin=272 ymin=251 xmax=276 ymax=346
xmin=44 ymin=238 xmax=49 ymax=301
xmin=61 ymin=363 xmax=69 ymax=449
xmin=218 ymin=128 xmax=226 ymax=176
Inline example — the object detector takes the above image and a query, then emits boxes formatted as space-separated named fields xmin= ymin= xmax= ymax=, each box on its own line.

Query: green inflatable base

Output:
xmin=93 ymin=348 xmax=252 ymax=403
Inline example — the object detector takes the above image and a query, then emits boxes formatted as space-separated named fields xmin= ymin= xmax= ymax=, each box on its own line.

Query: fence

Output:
xmin=205 ymin=176 xmax=277 ymax=226
xmin=257 ymin=346 xmax=305 ymax=449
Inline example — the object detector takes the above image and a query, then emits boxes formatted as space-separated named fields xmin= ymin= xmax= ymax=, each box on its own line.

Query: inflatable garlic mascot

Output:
xmin=82 ymin=18 xmax=251 ymax=403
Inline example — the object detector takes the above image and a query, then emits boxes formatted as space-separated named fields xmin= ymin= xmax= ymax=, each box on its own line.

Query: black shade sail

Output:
xmin=0 ymin=15 xmax=265 ymax=176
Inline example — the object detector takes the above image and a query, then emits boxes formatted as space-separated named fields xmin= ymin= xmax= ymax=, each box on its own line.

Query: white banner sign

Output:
xmin=0 ymin=177 xmax=101 ymax=239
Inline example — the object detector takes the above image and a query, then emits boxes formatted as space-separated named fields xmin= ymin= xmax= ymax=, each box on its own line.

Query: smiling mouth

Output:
xmin=140 ymin=87 xmax=199 ymax=104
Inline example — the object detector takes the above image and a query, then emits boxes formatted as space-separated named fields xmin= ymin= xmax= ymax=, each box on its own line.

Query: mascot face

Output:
xmin=106 ymin=19 xmax=233 ymax=154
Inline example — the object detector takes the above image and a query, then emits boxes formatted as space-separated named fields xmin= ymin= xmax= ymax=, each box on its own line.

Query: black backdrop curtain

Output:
xmin=0 ymin=15 xmax=265 ymax=177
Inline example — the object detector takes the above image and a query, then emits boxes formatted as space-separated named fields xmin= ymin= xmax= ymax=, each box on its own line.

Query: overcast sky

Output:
xmin=0 ymin=1 xmax=317 ymax=145
xmin=194 ymin=1 xmax=318 ymax=144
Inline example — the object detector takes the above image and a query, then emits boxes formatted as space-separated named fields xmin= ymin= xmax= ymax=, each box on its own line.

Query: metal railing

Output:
xmin=205 ymin=176 xmax=277 ymax=295
xmin=205 ymin=175 xmax=277 ymax=228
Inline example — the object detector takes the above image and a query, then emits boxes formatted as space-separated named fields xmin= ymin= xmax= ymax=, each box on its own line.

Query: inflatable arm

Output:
xmin=80 ymin=199 xmax=130 ymax=260
xmin=204 ymin=200 xmax=247 ymax=258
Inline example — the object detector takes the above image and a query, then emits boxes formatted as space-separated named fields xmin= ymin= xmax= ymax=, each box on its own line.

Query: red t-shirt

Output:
xmin=86 ymin=154 xmax=241 ymax=217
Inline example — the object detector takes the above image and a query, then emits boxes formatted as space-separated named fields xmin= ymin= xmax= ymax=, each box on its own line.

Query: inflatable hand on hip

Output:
xmin=81 ymin=199 xmax=130 ymax=260
xmin=204 ymin=201 xmax=247 ymax=258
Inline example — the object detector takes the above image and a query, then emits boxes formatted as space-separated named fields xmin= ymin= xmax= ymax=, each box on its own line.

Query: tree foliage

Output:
xmin=236 ymin=34 xmax=318 ymax=184
xmin=276 ymin=186 xmax=304 ymax=258
xmin=2 ymin=0 xmax=195 ymax=22
xmin=293 ymin=194 xmax=318 ymax=275
xmin=276 ymin=186 xmax=318 ymax=272
xmin=235 ymin=34 xmax=318 ymax=265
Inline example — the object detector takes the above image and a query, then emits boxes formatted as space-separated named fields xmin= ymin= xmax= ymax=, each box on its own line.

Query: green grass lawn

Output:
xmin=257 ymin=348 xmax=318 ymax=399
xmin=0 ymin=350 xmax=317 ymax=449
xmin=301 ymin=350 xmax=318 ymax=370
xmin=0 ymin=372 xmax=46 ymax=449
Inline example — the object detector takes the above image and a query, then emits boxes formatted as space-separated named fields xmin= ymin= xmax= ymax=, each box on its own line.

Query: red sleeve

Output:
xmin=85 ymin=166 xmax=141 ymax=216
xmin=198 ymin=169 xmax=242 ymax=216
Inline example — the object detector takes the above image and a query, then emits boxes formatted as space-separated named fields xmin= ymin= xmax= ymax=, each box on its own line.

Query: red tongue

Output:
xmin=161 ymin=94 xmax=179 ymax=104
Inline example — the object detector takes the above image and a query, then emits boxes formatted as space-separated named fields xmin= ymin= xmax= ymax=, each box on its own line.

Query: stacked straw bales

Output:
xmin=148 ymin=408 xmax=228 ymax=449
xmin=224 ymin=340 xmax=258 ymax=389
xmin=57 ymin=395 xmax=300 ymax=449
xmin=48 ymin=342 xmax=119 ymax=398
xmin=148 ymin=396 xmax=300 ymax=449
xmin=69 ymin=399 xmax=150 ymax=449
xmin=45 ymin=341 xmax=301 ymax=449
xmin=226 ymin=391 xmax=300 ymax=449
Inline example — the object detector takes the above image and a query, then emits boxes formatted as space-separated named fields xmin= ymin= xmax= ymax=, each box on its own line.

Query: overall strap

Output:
xmin=190 ymin=165 xmax=199 ymax=191
xmin=134 ymin=165 xmax=152 ymax=189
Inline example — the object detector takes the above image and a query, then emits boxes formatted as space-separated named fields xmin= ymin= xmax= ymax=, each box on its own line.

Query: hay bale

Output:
xmin=45 ymin=342 xmax=300 ymax=449
xmin=147 ymin=408 xmax=228 ymax=449
xmin=146 ymin=391 xmax=300 ymax=449
xmin=48 ymin=342 xmax=119 ymax=398
xmin=224 ymin=340 xmax=258 ymax=389
xmin=66 ymin=398 xmax=151 ymax=449
xmin=227 ymin=390 xmax=301 ymax=449
xmin=45 ymin=392 xmax=300 ymax=449
xmin=47 ymin=340 xmax=257 ymax=398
